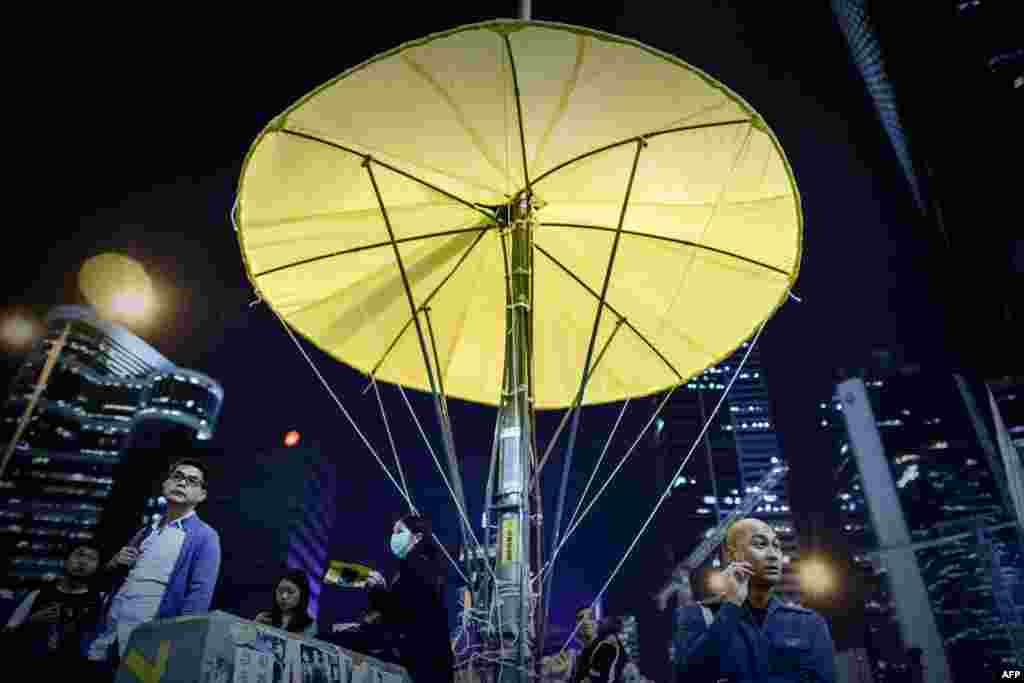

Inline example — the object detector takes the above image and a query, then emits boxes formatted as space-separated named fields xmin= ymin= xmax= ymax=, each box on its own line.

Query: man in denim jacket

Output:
xmin=90 ymin=458 xmax=221 ymax=661
xmin=674 ymin=518 xmax=835 ymax=682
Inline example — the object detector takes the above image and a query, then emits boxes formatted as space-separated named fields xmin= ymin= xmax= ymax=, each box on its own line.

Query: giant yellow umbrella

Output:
xmin=234 ymin=19 xmax=801 ymax=680
xmin=235 ymin=20 xmax=800 ymax=411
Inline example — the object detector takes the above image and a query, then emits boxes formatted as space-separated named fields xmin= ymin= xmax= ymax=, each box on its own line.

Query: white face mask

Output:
xmin=390 ymin=528 xmax=413 ymax=558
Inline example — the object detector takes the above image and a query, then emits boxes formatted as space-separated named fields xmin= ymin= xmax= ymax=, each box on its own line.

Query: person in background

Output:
xmin=3 ymin=543 xmax=108 ymax=681
xmin=90 ymin=458 xmax=222 ymax=663
xmin=365 ymin=513 xmax=453 ymax=683
xmin=255 ymin=568 xmax=318 ymax=637
xmin=572 ymin=612 xmax=630 ymax=683
xmin=674 ymin=517 xmax=836 ymax=682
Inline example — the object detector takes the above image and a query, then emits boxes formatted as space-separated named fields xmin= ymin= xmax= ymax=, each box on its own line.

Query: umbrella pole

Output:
xmin=493 ymin=193 xmax=535 ymax=683
xmin=519 ymin=0 xmax=531 ymax=21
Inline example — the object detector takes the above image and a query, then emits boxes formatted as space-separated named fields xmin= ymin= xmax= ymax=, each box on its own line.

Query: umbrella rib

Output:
xmin=503 ymin=34 xmax=532 ymax=195
xmin=533 ymin=242 xmax=684 ymax=381
xmin=364 ymin=158 xmax=474 ymax=559
xmin=538 ymin=222 xmax=791 ymax=278
xmin=254 ymin=225 xmax=492 ymax=278
xmin=366 ymin=228 xmax=491 ymax=380
xmin=277 ymin=128 xmax=497 ymax=223
xmin=531 ymin=118 xmax=752 ymax=186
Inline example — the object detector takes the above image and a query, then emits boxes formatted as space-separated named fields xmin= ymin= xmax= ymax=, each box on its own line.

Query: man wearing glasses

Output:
xmin=89 ymin=458 xmax=222 ymax=662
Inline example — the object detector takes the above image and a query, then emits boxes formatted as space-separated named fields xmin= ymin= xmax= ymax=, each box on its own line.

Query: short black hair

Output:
xmin=167 ymin=458 xmax=209 ymax=488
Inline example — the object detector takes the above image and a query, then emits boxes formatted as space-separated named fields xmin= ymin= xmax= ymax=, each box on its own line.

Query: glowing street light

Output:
xmin=0 ymin=313 xmax=41 ymax=349
xmin=799 ymin=558 xmax=835 ymax=595
xmin=78 ymin=253 xmax=157 ymax=325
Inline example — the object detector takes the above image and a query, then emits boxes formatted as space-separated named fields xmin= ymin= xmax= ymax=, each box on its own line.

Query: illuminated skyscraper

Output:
xmin=821 ymin=352 xmax=1024 ymax=682
xmin=0 ymin=305 xmax=223 ymax=588
xmin=660 ymin=342 xmax=799 ymax=602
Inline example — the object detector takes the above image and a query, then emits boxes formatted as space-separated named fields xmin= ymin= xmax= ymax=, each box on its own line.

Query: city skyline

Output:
xmin=821 ymin=351 xmax=1024 ymax=682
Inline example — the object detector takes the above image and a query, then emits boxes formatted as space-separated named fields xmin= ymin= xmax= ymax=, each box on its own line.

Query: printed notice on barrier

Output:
xmin=230 ymin=627 xmax=287 ymax=683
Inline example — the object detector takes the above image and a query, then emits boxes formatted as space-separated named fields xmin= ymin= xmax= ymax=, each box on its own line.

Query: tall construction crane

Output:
xmin=655 ymin=464 xmax=790 ymax=609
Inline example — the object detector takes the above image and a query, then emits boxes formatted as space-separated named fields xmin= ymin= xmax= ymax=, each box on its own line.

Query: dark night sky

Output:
xmin=2 ymin=2 xmax=953 ymax=645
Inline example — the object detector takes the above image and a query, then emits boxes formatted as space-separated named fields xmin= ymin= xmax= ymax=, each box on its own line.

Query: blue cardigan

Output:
xmin=106 ymin=513 xmax=222 ymax=620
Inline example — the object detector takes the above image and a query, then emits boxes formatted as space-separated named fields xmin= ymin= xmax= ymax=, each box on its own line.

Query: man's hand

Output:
xmin=720 ymin=561 xmax=753 ymax=606
xmin=108 ymin=546 xmax=140 ymax=569
xmin=254 ymin=612 xmax=273 ymax=625
xmin=28 ymin=603 xmax=61 ymax=624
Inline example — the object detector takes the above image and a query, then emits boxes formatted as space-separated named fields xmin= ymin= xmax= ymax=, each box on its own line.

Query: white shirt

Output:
xmin=121 ymin=511 xmax=194 ymax=597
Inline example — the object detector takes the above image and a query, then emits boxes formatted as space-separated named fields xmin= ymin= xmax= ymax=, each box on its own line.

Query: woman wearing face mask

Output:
xmin=254 ymin=569 xmax=318 ymax=637
xmin=365 ymin=514 xmax=453 ymax=683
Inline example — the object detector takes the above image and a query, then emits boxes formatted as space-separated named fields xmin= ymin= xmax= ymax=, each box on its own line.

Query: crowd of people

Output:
xmin=1 ymin=459 xmax=837 ymax=682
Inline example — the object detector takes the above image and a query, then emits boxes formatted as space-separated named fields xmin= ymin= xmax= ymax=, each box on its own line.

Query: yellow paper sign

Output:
xmin=125 ymin=640 xmax=171 ymax=683
xmin=500 ymin=517 xmax=519 ymax=565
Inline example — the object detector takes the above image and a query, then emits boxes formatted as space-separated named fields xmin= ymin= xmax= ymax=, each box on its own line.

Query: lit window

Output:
xmin=764 ymin=494 xmax=778 ymax=502
xmin=724 ymin=497 xmax=734 ymax=505
xmin=821 ymin=420 xmax=828 ymax=427
xmin=929 ymin=441 xmax=949 ymax=450
xmin=966 ymin=458 xmax=977 ymax=466
xmin=771 ymin=456 xmax=779 ymax=464
xmin=840 ymin=443 xmax=849 ymax=455
xmin=696 ymin=507 xmax=711 ymax=515
xmin=780 ymin=505 xmax=789 ymax=512
xmin=703 ymin=496 xmax=717 ymax=504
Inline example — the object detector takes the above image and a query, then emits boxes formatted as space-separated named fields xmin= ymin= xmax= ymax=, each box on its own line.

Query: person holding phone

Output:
xmin=673 ymin=518 xmax=836 ymax=682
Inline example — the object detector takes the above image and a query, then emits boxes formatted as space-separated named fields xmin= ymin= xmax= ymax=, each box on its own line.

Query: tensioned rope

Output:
xmin=528 ymin=397 xmax=632 ymax=591
xmin=557 ymin=318 xmax=767 ymax=655
xmin=394 ymin=383 xmax=502 ymax=591
xmin=371 ymin=377 xmax=416 ymax=514
xmin=538 ymin=386 xmax=678 ymax=583
xmin=267 ymin=306 xmax=471 ymax=587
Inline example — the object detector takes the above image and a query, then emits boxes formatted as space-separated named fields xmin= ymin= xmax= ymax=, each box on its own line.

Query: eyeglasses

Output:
xmin=168 ymin=471 xmax=204 ymax=488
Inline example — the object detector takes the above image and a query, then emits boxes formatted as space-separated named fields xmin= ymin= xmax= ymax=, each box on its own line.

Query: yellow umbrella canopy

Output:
xmin=236 ymin=20 xmax=801 ymax=410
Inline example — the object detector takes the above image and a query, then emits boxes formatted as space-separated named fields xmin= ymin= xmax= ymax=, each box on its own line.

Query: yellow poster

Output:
xmin=500 ymin=517 xmax=519 ymax=565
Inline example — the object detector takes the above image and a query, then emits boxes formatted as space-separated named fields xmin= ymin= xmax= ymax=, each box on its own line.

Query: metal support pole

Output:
xmin=494 ymin=193 xmax=535 ymax=683
xmin=519 ymin=0 xmax=531 ymax=21
xmin=0 ymin=322 xmax=71 ymax=481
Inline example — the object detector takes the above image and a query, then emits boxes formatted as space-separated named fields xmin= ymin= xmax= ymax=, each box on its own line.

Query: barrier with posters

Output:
xmin=114 ymin=611 xmax=411 ymax=683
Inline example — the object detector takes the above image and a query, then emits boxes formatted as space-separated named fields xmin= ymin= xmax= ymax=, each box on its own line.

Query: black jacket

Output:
xmin=370 ymin=548 xmax=453 ymax=683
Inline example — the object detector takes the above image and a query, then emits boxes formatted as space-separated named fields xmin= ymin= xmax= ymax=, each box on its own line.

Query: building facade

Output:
xmin=661 ymin=342 xmax=799 ymax=602
xmin=821 ymin=356 xmax=1024 ymax=682
xmin=0 ymin=305 xmax=223 ymax=588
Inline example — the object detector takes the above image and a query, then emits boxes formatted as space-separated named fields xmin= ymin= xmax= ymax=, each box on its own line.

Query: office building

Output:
xmin=831 ymin=0 xmax=1023 ymax=376
xmin=821 ymin=352 xmax=1024 ymax=681
xmin=661 ymin=342 xmax=799 ymax=602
